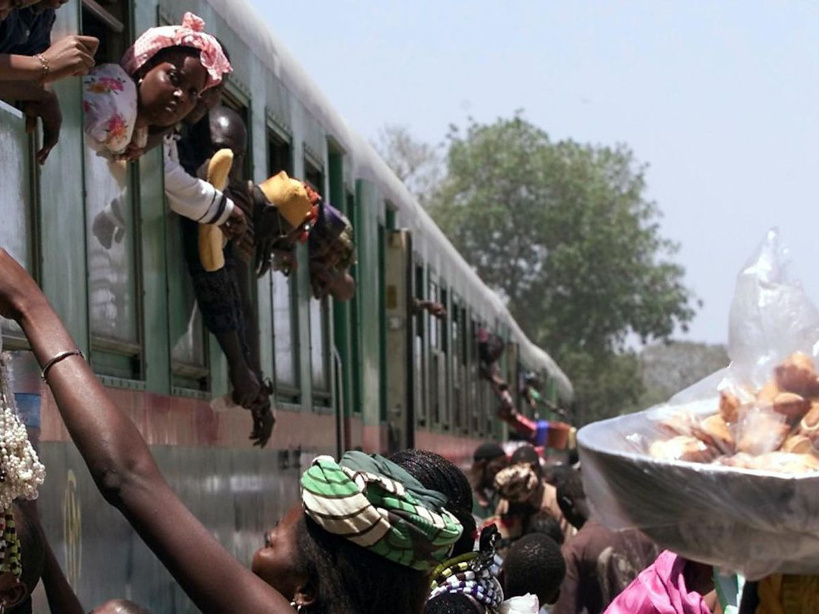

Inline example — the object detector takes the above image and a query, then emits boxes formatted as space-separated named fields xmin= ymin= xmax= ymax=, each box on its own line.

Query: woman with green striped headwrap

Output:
xmin=252 ymin=451 xmax=464 ymax=613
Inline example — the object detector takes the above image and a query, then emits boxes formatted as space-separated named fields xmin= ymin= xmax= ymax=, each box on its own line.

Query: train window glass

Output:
xmin=429 ymin=281 xmax=439 ymax=425
xmin=266 ymin=128 xmax=299 ymax=399
xmin=450 ymin=299 xmax=461 ymax=431
xmin=82 ymin=1 xmax=142 ymax=379
xmin=309 ymin=297 xmax=330 ymax=401
xmin=0 ymin=102 xmax=33 ymax=341
xmin=305 ymin=157 xmax=330 ymax=403
xmin=440 ymin=285 xmax=449 ymax=429
xmin=273 ymin=272 xmax=299 ymax=394
xmin=469 ymin=317 xmax=480 ymax=434
xmin=82 ymin=0 xmax=128 ymax=64
xmin=414 ymin=263 xmax=427 ymax=426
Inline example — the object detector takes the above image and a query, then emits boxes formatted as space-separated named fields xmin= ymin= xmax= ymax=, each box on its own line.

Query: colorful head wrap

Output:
xmin=429 ymin=525 xmax=505 ymax=612
xmin=493 ymin=463 xmax=540 ymax=504
xmin=120 ymin=12 xmax=231 ymax=90
xmin=301 ymin=451 xmax=463 ymax=571
xmin=309 ymin=202 xmax=357 ymax=269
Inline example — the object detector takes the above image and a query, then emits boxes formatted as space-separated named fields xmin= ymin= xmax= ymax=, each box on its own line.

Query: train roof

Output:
xmin=194 ymin=0 xmax=573 ymax=402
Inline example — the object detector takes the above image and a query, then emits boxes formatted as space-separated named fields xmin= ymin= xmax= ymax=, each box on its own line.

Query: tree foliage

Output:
xmin=636 ymin=341 xmax=729 ymax=410
xmin=372 ymin=124 xmax=443 ymax=209
xmin=429 ymin=114 xmax=698 ymax=425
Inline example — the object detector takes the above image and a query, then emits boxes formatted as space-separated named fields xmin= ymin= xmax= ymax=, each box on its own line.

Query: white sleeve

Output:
xmin=163 ymin=137 xmax=235 ymax=225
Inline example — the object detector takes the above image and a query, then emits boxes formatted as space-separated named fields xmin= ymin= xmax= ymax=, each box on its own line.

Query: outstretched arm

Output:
xmin=0 ymin=249 xmax=291 ymax=614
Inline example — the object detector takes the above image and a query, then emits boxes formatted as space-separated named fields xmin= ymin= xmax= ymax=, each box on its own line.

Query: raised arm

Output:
xmin=0 ymin=248 xmax=291 ymax=614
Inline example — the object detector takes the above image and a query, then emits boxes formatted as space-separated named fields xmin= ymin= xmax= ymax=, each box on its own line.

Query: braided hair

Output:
xmin=425 ymin=593 xmax=484 ymax=614
xmin=391 ymin=449 xmax=477 ymax=556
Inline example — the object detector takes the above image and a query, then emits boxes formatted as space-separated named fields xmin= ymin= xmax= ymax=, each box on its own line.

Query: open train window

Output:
xmin=82 ymin=0 xmax=129 ymax=63
xmin=305 ymin=157 xmax=331 ymax=405
xmin=428 ymin=278 xmax=442 ymax=426
xmin=82 ymin=0 xmax=144 ymax=382
xmin=268 ymin=127 xmax=299 ymax=400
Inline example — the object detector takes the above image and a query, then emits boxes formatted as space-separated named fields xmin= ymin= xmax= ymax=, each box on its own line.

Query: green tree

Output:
xmin=636 ymin=341 xmax=729 ymax=410
xmin=430 ymin=114 xmax=698 ymax=425
xmin=372 ymin=124 xmax=443 ymax=209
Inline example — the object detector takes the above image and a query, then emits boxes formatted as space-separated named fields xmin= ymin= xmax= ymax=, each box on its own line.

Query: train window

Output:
xmin=82 ymin=0 xmax=142 ymax=380
xmin=428 ymin=279 xmax=441 ymax=426
xmin=413 ymin=263 xmax=428 ymax=426
xmin=439 ymin=286 xmax=450 ymax=429
xmin=347 ymin=190 xmax=363 ymax=415
xmin=273 ymin=272 xmax=300 ymax=395
xmin=309 ymin=296 xmax=331 ymax=402
xmin=268 ymin=129 xmax=299 ymax=399
xmin=82 ymin=0 xmax=128 ymax=64
xmin=305 ymin=157 xmax=330 ymax=403
xmin=469 ymin=317 xmax=480 ymax=435
xmin=0 ymin=101 xmax=34 ymax=342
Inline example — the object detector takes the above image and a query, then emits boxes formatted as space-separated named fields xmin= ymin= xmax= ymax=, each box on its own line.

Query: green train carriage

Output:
xmin=0 ymin=0 xmax=573 ymax=609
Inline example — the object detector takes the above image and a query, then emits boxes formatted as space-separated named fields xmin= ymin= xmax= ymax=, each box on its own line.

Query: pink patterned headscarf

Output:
xmin=120 ymin=12 xmax=231 ymax=91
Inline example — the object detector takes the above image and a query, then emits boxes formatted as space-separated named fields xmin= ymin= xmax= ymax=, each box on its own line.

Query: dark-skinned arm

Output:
xmin=41 ymin=537 xmax=84 ymax=614
xmin=0 ymin=249 xmax=293 ymax=614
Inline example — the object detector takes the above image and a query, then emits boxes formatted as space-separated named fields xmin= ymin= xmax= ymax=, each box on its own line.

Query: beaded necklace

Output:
xmin=0 ymin=344 xmax=46 ymax=583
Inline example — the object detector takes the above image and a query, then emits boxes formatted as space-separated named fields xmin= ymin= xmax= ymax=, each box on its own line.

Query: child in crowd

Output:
xmin=500 ymin=533 xmax=566 ymax=612
xmin=83 ymin=12 xmax=230 ymax=160
xmin=91 ymin=599 xmax=152 ymax=614
xmin=470 ymin=442 xmax=508 ymax=520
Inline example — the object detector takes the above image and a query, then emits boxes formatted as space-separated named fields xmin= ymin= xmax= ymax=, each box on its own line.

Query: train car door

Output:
xmin=385 ymin=230 xmax=414 ymax=453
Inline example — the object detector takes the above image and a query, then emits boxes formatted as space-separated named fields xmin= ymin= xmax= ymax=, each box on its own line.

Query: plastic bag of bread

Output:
xmin=578 ymin=229 xmax=819 ymax=580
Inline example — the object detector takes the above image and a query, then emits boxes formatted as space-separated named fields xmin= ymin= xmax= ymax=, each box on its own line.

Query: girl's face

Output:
xmin=137 ymin=52 xmax=208 ymax=128
xmin=0 ymin=0 xmax=40 ymax=21
xmin=251 ymin=503 xmax=308 ymax=600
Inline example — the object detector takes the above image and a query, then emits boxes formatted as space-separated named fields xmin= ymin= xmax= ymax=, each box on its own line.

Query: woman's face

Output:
xmin=251 ymin=502 xmax=308 ymax=600
xmin=137 ymin=52 xmax=208 ymax=128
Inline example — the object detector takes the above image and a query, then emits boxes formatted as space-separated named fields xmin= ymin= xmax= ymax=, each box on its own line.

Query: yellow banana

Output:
xmin=198 ymin=149 xmax=234 ymax=272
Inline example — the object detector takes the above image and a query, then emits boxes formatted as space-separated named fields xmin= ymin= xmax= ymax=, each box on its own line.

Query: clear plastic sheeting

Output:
xmin=578 ymin=229 xmax=819 ymax=580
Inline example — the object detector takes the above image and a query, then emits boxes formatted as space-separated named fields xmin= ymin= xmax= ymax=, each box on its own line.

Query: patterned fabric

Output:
xmin=83 ymin=64 xmax=143 ymax=157
xmin=429 ymin=525 xmax=505 ymax=612
xmin=301 ymin=451 xmax=463 ymax=571
xmin=494 ymin=463 xmax=540 ymax=503
xmin=120 ymin=12 xmax=231 ymax=91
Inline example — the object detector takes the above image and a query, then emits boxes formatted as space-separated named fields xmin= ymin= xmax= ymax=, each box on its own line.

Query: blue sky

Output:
xmin=246 ymin=0 xmax=819 ymax=346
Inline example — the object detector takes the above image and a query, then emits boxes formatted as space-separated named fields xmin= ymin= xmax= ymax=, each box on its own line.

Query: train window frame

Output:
xmin=428 ymin=274 xmax=442 ymax=428
xmin=304 ymin=154 xmax=331 ymax=406
xmin=439 ymin=284 xmax=450 ymax=431
xmin=266 ymin=120 xmax=301 ymax=403
xmin=82 ymin=0 xmax=146 ymax=385
xmin=413 ymin=260 xmax=428 ymax=427
xmin=347 ymin=188 xmax=363 ymax=416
